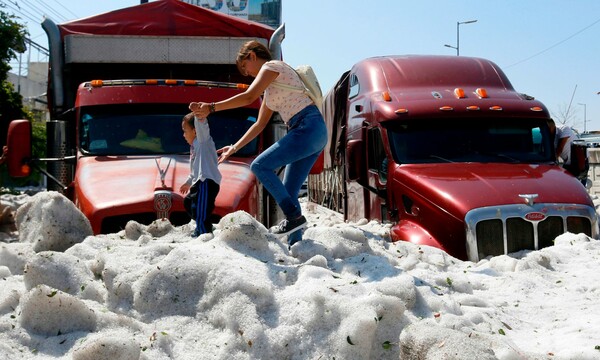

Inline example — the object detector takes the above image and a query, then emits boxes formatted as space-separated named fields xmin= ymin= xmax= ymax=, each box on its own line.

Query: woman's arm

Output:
xmin=556 ymin=137 xmax=569 ymax=159
xmin=218 ymin=101 xmax=274 ymax=163
xmin=190 ymin=67 xmax=279 ymax=117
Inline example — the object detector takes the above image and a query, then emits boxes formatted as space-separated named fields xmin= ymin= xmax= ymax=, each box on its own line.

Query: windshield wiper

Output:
xmin=429 ymin=155 xmax=454 ymax=163
xmin=478 ymin=152 xmax=520 ymax=163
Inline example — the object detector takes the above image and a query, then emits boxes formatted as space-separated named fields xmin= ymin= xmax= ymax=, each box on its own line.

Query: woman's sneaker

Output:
xmin=271 ymin=216 xmax=307 ymax=237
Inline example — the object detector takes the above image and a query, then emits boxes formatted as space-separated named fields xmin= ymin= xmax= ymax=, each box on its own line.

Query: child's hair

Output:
xmin=183 ymin=112 xmax=195 ymax=128
xmin=236 ymin=40 xmax=272 ymax=74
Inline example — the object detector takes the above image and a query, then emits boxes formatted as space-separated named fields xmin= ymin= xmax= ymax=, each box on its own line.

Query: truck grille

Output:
xmin=465 ymin=204 xmax=598 ymax=262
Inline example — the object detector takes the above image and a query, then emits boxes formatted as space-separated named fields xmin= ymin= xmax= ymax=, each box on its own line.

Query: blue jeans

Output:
xmin=251 ymin=105 xmax=327 ymax=219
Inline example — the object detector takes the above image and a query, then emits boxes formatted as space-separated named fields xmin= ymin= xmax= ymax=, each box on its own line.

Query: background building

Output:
xmin=183 ymin=0 xmax=281 ymax=28
xmin=8 ymin=62 xmax=48 ymax=119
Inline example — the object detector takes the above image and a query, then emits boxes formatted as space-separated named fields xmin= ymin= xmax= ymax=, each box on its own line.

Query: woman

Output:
xmin=189 ymin=41 xmax=327 ymax=245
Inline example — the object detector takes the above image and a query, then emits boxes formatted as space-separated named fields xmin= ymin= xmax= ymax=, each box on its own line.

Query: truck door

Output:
xmin=366 ymin=127 xmax=388 ymax=222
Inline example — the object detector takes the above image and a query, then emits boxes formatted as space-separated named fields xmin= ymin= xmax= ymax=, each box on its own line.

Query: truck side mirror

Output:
xmin=346 ymin=139 xmax=364 ymax=181
xmin=566 ymin=140 xmax=589 ymax=180
xmin=7 ymin=119 xmax=32 ymax=178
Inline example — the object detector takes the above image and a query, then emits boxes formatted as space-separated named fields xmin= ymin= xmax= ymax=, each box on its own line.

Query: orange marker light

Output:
xmin=165 ymin=79 xmax=178 ymax=85
xmin=21 ymin=164 xmax=31 ymax=176
xmin=395 ymin=108 xmax=408 ymax=114
xmin=237 ymin=83 xmax=249 ymax=90
xmin=146 ymin=79 xmax=158 ymax=85
xmin=466 ymin=106 xmax=480 ymax=111
xmin=90 ymin=80 xmax=103 ymax=87
xmin=530 ymin=106 xmax=544 ymax=112
xmin=382 ymin=91 xmax=392 ymax=102
xmin=475 ymin=88 xmax=488 ymax=98
xmin=439 ymin=106 xmax=454 ymax=111
xmin=184 ymin=80 xmax=196 ymax=85
xmin=454 ymin=88 xmax=465 ymax=99
xmin=489 ymin=105 xmax=503 ymax=111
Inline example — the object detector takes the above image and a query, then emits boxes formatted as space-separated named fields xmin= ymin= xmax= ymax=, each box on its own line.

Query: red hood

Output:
xmin=393 ymin=163 xmax=593 ymax=220
xmin=74 ymin=155 xmax=256 ymax=233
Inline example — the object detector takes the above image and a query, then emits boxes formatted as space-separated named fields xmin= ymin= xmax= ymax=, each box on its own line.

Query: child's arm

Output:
xmin=179 ymin=182 xmax=191 ymax=194
xmin=194 ymin=116 xmax=210 ymax=143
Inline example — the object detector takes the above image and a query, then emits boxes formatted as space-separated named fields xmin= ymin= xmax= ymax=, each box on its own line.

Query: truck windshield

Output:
xmin=386 ymin=118 xmax=554 ymax=164
xmin=79 ymin=104 xmax=259 ymax=156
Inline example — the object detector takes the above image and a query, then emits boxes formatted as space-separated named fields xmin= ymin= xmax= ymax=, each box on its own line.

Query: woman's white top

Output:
xmin=263 ymin=60 xmax=313 ymax=123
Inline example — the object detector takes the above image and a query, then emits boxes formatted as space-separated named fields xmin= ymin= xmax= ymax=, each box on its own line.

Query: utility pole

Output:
xmin=578 ymin=103 xmax=587 ymax=133
xmin=444 ymin=20 xmax=477 ymax=56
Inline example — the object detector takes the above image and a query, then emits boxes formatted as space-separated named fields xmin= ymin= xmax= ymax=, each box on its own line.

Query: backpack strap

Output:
xmin=270 ymin=61 xmax=310 ymax=94
xmin=270 ymin=62 xmax=321 ymax=111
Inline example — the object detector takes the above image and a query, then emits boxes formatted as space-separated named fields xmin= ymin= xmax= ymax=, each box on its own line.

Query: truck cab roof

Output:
xmin=344 ymin=55 xmax=549 ymax=123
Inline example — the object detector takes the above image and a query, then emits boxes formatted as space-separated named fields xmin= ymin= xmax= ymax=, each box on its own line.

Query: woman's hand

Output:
xmin=189 ymin=102 xmax=212 ymax=118
xmin=217 ymin=145 xmax=237 ymax=164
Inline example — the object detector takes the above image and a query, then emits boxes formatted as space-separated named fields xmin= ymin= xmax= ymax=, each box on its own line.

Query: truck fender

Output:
xmin=7 ymin=120 xmax=32 ymax=177
xmin=390 ymin=219 xmax=447 ymax=252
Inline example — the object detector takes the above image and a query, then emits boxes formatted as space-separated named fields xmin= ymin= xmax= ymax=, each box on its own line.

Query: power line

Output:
xmin=29 ymin=0 xmax=69 ymax=22
xmin=1 ymin=0 xmax=71 ymax=33
xmin=19 ymin=0 xmax=51 ymax=21
xmin=2 ymin=0 xmax=67 ymax=22
xmin=1 ymin=0 xmax=40 ymax=24
xmin=46 ymin=0 xmax=78 ymax=20
xmin=505 ymin=17 xmax=600 ymax=69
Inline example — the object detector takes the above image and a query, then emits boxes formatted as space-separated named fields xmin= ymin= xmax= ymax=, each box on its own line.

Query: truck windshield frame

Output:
xmin=78 ymin=104 xmax=260 ymax=157
xmin=385 ymin=117 xmax=554 ymax=164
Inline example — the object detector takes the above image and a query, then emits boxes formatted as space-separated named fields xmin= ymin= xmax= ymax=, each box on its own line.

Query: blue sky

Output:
xmin=7 ymin=0 xmax=600 ymax=132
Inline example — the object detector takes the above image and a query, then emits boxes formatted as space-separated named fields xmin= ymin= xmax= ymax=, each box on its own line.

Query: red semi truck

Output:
xmin=311 ymin=55 xmax=598 ymax=262
xmin=8 ymin=0 xmax=287 ymax=234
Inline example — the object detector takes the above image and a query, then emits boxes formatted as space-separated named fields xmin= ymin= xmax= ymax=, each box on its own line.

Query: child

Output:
xmin=180 ymin=112 xmax=221 ymax=237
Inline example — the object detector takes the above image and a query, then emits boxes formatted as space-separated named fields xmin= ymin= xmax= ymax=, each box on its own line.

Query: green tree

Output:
xmin=0 ymin=3 xmax=28 ymax=144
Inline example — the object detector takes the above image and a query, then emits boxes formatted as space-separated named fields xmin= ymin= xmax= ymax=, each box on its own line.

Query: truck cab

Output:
xmin=314 ymin=55 xmax=598 ymax=261
xmin=7 ymin=0 xmax=286 ymax=234
xmin=71 ymin=80 xmax=263 ymax=234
